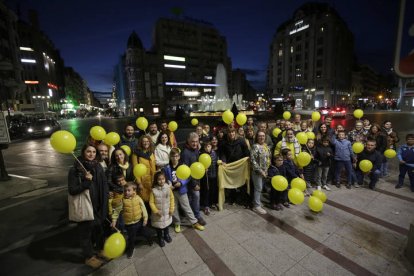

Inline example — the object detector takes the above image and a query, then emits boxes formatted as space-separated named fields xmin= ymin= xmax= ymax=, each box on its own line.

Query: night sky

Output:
xmin=6 ymin=0 xmax=400 ymax=92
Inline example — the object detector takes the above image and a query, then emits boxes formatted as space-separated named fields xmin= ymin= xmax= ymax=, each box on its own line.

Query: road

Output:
xmin=0 ymin=112 xmax=413 ymax=275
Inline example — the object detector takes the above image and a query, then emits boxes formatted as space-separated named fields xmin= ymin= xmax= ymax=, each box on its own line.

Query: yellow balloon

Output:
xmin=168 ymin=121 xmax=178 ymax=132
xmin=90 ymin=126 xmax=106 ymax=141
xmin=297 ymin=152 xmax=311 ymax=167
xmin=352 ymin=142 xmax=364 ymax=154
xmin=272 ymin=128 xmax=282 ymax=138
xmin=306 ymin=132 xmax=315 ymax=139
xmin=190 ymin=162 xmax=205 ymax=179
xmin=176 ymin=164 xmax=191 ymax=180
xmin=291 ymin=177 xmax=306 ymax=192
xmin=271 ymin=175 xmax=288 ymax=191
xmin=50 ymin=130 xmax=76 ymax=154
xmin=288 ymin=188 xmax=304 ymax=205
xmin=312 ymin=190 xmax=327 ymax=203
xmin=136 ymin=117 xmax=148 ymax=131
xmin=105 ymin=132 xmax=120 ymax=146
xmin=103 ymin=232 xmax=126 ymax=259
xmin=133 ymin=164 xmax=147 ymax=178
xmin=199 ymin=153 xmax=212 ymax=169
xmin=308 ymin=196 xmax=323 ymax=212
xmin=311 ymin=111 xmax=321 ymax=122
xmin=353 ymin=109 xmax=364 ymax=119
xmin=120 ymin=145 xmax=131 ymax=156
xmin=236 ymin=113 xmax=247 ymax=126
xmin=296 ymin=132 xmax=308 ymax=145
xmin=282 ymin=130 xmax=286 ymax=137
xmin=222 ymin=110 xmax=234 ymax=125
xmin=283 ymin=111 xmax=291 ymax=120
xmin=191 ymin=118 xmax=199 ymax=126
xmin=384 ymin=149 xmax=397 ymax=159
xmin=359 ymin=159 xmax=373 ymax=172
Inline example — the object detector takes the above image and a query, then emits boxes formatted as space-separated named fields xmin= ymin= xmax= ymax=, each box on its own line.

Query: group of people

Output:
xmin=67 ymin=114 xmax=414 ymax=268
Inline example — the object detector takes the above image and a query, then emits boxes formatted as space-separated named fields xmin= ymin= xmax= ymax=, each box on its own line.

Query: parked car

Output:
xmin=329 ymin=106 xmax=347 ymax=118
xmin=317 ymin=106 xmax=331 ymax=115
xmin=26 ymin=119 xmax=61 ymax=138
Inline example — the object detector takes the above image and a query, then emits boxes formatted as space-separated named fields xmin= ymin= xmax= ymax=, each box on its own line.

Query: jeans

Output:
xmin=187 ymin=188 xmax=201 ymax=219
xmin=251 ymin=172 xmax=264 ymax=207
xmin=172 ymin=190 xmax=198 ymax=225
xmin=381 ymin=161 xmax=389 ymax=176
xmin=356 ymin=169 xmax=381 ymax=188
xmin=398 ymin=164 xmax=414 ymax=189
xmin=125 ymin=220 xmax=151 ymax=253
xmin=334 ymin=160 xmax=353 ymax=184
xmin=316 ymin=166 xmax=330 ymax=186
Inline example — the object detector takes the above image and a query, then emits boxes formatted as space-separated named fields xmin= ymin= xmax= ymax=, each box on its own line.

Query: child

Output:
xmin=163 ymin=148 xmax=205 ymax=233
xmin=111 ymin=182 xmax=152 ymax=259
xmin=108 ymin=174 xmax=127 ymax=231
xmin=314 ymin=138 xmax=333 ymax=190
xmin=200 ymin=141 xmax=218 ymax=214
xmin=281 ymin=148 xmax=303 ymax=208
xmin=149 ymin=171 xmax=175 ymax=247
xmin=396 ymin=134 xmax=414 ymax=191
xmin=330 ymin=130 xmax=354 ymax=189
xmin=268 ymin=154 xmax=287 ymax=210
xmin=302 ymin=139 xmax=317 ymax=192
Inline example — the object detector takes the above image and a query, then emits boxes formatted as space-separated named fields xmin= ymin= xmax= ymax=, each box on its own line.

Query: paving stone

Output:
xmin=282 ymin=264 xmax=315 ymax=276
xmin=180 ymin=263 xmax=214 ymax=276
xmin=133 ymin=246 xmax=175 ymax=276
xmin=196 ymin=223 xmax=239 ymax=255
xmin=92 ymin=255 xmax=132 ymax=276
xmin=298 ymin=250 xmax=352 ymax=276
xmin=117 ymin=264 xmax=138 ymax=276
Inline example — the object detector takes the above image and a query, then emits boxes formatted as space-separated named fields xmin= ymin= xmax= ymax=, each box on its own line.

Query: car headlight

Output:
xmin=44 ymin=126 xmax=51 ymax=131
xmin=28 ymin=128 xmax=33 ymax=133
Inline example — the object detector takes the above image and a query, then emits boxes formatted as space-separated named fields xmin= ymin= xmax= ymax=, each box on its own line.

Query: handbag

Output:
xmin=68 ymin=189 xmax=94 ymax=222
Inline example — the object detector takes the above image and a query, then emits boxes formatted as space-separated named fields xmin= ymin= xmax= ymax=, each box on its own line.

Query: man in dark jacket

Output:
xmin=181 ymin=132 xmax=206 ymax=226
xmin=356 ymin=139 xmax=382 ymax=190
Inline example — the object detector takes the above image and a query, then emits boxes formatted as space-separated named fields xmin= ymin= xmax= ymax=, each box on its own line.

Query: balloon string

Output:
xmin=106 ymin=218 xmax=120 ymax=232
xmin=71 ymin=152 xmax=87 ymax=173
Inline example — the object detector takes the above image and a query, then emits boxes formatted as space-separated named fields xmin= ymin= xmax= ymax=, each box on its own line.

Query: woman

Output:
xmin=315 ymin=123 xmax=331 ymax=143
xmin=154 ymin=131 xmax=172 ymax=170
xmin=107 ymin=147 xmax=134 ymax=191
xmin=250 ymin=131 xmax=271 ymax=215
xmin=132 ymin=135 xmax=156 ymax=203
xmin=238 ymin=127 xmax=251 ymax=150
xmin=382 ymin=120 xmax=399 ymax=144
xmin=211 ymin=136 xmax=219 ymax=152
xmin=68 ymin=145 xmax=108 ymax=269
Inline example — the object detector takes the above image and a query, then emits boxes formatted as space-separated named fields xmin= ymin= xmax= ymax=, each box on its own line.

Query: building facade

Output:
xmin=268 ymin=3 xmax=354 ymax=109
xmin=119 ymin=17 xmax=234 ymax=115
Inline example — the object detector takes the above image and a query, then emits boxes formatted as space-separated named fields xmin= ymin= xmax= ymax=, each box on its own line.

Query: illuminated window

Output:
xmin=153 ymin=107 xmax=159 ymax=114
xmin=163 ymin=55 xmax=185 ymax=62
xmin=290 ymin=46 xmax=294 ymax=53
xmin=20 ymin=47 xmax=34 ymax=51
xmin=164 ymin=64 xmax=186 ymax=69
xmin=21 ymin=59 xmax=36 ymax=63
xmin=204 ymin=76 xmax=213 ymax=80
xmin=278 ymin=49 xmax=283 ymax=57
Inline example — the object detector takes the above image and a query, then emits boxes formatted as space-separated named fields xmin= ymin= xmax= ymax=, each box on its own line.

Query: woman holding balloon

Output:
xmin=132 ymin=135 xmax=156 ymax=203
xmin=68 ymin=144 xmax=109 ymax=269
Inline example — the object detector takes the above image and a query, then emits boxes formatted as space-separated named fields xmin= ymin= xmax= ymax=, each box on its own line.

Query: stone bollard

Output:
xmin=406 ymin=221 xmax=414 ymax=265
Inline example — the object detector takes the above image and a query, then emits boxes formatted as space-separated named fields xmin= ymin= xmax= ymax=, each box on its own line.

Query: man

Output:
xmin=148 ymin=122 xmax=159 ymax=145
xmin=181 ymin=132 xmax=206 ymax=226
xmin=292 ymin=114 xmax=301 ymax=132
xmin=355 ymin=139 xmax=382 ymax=190
xmin=119 ymin=124 xmax=138 ymax=152
xmin=97 ymin=143 xmax=110 ymax=172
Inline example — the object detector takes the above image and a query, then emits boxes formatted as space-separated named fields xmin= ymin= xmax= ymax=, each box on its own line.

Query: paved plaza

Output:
xmin=91 ymin=167 xmax=414 ymax=276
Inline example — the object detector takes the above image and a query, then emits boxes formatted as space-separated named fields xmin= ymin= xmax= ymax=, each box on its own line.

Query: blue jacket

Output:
xmin=181 ymin=144 xmax=200 ymax=188
xmin=162 ymin=164 xmax=190 ymax=194
xmin=331 ymin=137 xmax=353 ymax=161
xmin=398 ymin=144 xmax=414 ymax=168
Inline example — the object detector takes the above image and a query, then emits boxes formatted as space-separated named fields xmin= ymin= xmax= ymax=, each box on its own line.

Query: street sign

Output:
xmin=394 ymin=0 xmax=414 ymax=78
xmin=0 ymin=113 xmax=11 ymax=144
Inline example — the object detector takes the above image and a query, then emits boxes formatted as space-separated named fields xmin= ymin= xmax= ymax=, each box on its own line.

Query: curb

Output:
xmin=0 ymin=175 xmax=48 ymax=201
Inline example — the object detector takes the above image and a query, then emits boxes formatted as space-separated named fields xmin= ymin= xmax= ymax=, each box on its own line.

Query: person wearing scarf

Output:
xmin=68 ymin=145 xmax=108 ymax=268
xmin=274 ymin=129 xmax=301 ymax=164
xmin=132 ymin=135 xmax=156 ymax=203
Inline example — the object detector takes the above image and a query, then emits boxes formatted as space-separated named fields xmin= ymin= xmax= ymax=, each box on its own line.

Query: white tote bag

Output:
xmin=68 ymin=189 xmax=94 ymax=222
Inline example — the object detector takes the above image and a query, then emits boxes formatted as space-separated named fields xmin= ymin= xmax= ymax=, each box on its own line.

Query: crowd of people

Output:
xmin=67 ymin=115 xmax=414 ymax=268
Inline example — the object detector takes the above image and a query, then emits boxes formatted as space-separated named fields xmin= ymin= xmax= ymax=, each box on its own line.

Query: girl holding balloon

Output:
xmin=268 ymin=154 xmax=287 ymax=211
xmin=68 ymin=145 xmax=109 ymax=269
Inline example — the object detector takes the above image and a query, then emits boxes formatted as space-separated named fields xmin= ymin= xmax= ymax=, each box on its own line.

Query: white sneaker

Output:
xmin=322 ymin=185 xmax=331 ymax=191
xmin=317 ymin=186 xmax=322 ymax=191
xmin=253 ymin=206 xmax=267 ymax=215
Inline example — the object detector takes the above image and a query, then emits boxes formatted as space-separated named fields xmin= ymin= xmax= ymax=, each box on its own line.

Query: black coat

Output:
xmin=315 ymin=144 xmax=333 ymax=167
xmin=219 ymin=138 xmax=249 ymax=163
xmin=68 ymin=160 xmax=108 ymax=222
xmin=106 ymin=163 xmax=134 ymax=193
xmin=356 ymin=149 xmax=382 ymax=172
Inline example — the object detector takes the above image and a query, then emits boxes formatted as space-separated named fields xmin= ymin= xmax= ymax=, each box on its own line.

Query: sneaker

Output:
xmin=283 ymin=202 xmax=290 ymax=208
xmin=322 ymin=185 xmax=331 ymax=191
xmin=276 ymin=203 xmax=284 ymax=211
xmin=164 ymin=233 xmax=172 ymax=243
xmin=192 ymin=223 xmax=205 ymax=231
xmin=204 ymin=207 xmax=211 ymax=216
xmin=197 ymin=217 xmax=207 ymax=226
xmin=395 ymin=184 xmax=403 ymax=189
xmin=174 ymin=224 xmax=181 ymax=233
xmin=353 ymin=183 xmax=360 ymax=188
xmin=85 ymin=256 xmax=103 ymax=269
xmin=335 ymin=183 xmax=341 ymax=188
xmin=317 ymin=186 xmax=322 ymax=191
xmin=253 ymin=206 xmax=267 ymax=215
xmin=127 ymin=248 xmax=135 ymax=259
xmin=346 ymin=184 xmax=351 ymax=189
